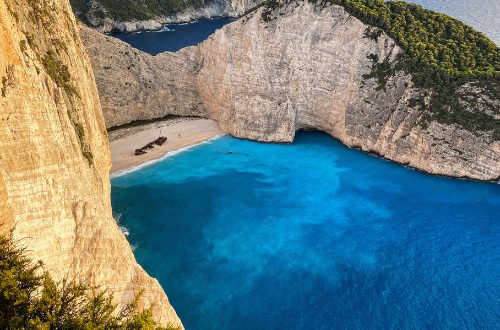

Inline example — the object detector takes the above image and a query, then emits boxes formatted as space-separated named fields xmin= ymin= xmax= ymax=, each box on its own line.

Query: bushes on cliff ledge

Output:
xmin=0 ymin=236 xmax=178 ymax=330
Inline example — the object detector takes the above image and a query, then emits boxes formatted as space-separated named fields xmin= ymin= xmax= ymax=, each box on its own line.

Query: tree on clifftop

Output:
xmin=0 ymin=235 xmax=180 ymax=330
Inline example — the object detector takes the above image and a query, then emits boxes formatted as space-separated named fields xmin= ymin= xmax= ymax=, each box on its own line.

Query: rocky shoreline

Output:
xmin=77 ymin=0 xmax=262 ymax=33
xmin=87 ymin=7 xmax=236 ymax=33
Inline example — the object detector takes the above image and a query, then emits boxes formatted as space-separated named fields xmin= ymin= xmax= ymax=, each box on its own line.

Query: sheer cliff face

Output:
xmin=82 ymin=2 xmax=499 ymax=181
xmin=0 ymin=0 xmax=181 ymax=327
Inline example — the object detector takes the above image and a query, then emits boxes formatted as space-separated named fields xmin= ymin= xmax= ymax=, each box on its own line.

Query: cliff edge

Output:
xmin=0 ymin=0 xmax=182 ymax=327
xmin=82 ymin=1 xmax=500 ymax=181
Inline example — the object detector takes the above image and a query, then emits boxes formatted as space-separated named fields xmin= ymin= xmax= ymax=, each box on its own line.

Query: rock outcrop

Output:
xmin=76 ymin=0 xmax=263 ymax=33
xmin=0 ymin=0 xmax=182 ymax=327
xmin=80 ymin=30 xmax=204 ymax=127
xmin=82 ymin=1 xmax=500 ymax=181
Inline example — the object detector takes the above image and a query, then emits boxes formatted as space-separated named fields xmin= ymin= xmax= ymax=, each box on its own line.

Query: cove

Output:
xmin=111 ymin=132 xmax=500 ymax=329
xmin=110 ymin=18 xmax=233 ymax=54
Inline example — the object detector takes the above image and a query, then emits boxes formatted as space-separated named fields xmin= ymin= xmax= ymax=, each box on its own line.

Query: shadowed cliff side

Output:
xmin=0 ymin=0 xmax=182 ymax=327
xmin=81 ymin=2 xmax=499 ymax=181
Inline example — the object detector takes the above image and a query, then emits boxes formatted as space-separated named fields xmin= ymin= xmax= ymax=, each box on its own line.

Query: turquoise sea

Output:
xmin=112 ymin=132 xmax=500 ymax=329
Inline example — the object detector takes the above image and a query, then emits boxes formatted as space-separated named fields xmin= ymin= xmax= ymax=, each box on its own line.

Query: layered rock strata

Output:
xmin=82 ymin=1 xmax=500 ymax=181
xmin=0 ymin=0 xmax=182 ymax=327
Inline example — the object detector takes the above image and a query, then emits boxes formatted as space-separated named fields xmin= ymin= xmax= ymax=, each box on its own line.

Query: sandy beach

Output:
xmin=109 ymin=118 xmax=223 ymax=175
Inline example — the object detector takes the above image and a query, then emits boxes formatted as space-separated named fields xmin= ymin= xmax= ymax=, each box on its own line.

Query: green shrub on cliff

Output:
xmin=0 ymin=235 xmax=179 ymax=330
xmin=41 ymin=50 xmax=77 ymax=96
xmin=335 ymin=0 xmax=498 ymax=77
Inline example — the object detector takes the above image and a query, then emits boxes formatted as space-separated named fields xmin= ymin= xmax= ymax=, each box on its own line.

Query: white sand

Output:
xmin=109 ymin=118 xmax=223 ymax=175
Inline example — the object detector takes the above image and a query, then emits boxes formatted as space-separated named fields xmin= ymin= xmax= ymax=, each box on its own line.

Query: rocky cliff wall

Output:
xmin=82 ymin=1 xmax=499 ymax=181
xmin=0 ymin=0 xmax=182 ymax=327
xmin=79 ymin=30 xmax=203 ymax=127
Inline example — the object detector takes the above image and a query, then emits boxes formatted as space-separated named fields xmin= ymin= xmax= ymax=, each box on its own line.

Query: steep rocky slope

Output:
xmin=82 ymin=1 xmax=499 ymax=180
xmin=0 ymin=0 xmax=182 ymax=327
xmin=72 ymin=0 xmax=262 ymax=32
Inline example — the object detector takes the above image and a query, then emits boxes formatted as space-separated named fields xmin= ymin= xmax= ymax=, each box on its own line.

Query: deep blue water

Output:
xmin=111 ymin=18 xmax=233 ymax=54
xmin=111 ymin=132 xmax=500 ymax=330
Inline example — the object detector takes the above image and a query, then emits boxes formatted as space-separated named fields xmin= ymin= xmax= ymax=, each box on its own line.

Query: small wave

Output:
xmin=113 ymin=212 xmax=122 ymax=223
xmin=119 ymin=226 xmax=130 ymax=236
xmin=111 ymin=134 xmax=225 ymax=178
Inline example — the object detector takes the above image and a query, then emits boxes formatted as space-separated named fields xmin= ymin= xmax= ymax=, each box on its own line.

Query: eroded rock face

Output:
xmin=0 ymin=0 xmax=182 ymax=327
xmin=83 ymin=2 xmax=499 ymax=181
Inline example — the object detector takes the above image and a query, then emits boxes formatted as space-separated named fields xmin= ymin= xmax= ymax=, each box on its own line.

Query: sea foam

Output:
xmin=110 ymin=134 xmax=224 ymax=179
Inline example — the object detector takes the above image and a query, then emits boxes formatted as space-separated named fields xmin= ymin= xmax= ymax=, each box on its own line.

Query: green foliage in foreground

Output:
xmin=0 ymin=235 xmax=179 ymax=330
xmin=70 ymin=0 xmax=205 ymax=22
xmin=262 ymin=0 xmax=500 ymax=136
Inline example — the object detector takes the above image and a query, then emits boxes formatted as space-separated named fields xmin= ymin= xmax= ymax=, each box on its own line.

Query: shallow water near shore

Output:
xmin=111 ymin=132 xmax=500 ymax=329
